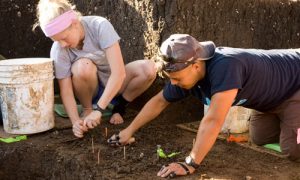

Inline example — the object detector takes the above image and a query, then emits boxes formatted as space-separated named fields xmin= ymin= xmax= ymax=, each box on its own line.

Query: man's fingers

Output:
xmin=160 ymin=168 xmax=173 ymax=178
xmin=157 ymin=165 xmax=169 ymax=176
xmin=126 ymin=137 xmax=135 ymax=144
xmin=158 ymin=162 xmax=195 ymax=178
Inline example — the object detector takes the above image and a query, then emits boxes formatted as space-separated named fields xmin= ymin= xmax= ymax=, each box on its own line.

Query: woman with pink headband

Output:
xmin=34 ymin=0 xmax=157 ymax=138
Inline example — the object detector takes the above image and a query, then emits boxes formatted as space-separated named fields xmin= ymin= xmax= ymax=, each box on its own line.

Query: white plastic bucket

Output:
xmin=0 ymin=58 xmax=55 ymax=134
xmin=204 ymin=105 xmax=251 ymax=133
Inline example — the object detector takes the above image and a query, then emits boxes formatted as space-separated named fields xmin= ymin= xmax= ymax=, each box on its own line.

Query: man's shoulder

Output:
xmin=208 ymin=48 xmax=242 ymax=68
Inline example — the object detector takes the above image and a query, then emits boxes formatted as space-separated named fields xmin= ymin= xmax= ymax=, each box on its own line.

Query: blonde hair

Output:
xmin=33 ymin=0 xmax=81 ymax=31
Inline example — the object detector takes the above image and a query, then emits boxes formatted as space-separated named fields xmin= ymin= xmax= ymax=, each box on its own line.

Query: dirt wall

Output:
xmin=158 ymin=0 xmax=300 ymax=49
xmin=1 ymin=0 xmax=299 ymax=60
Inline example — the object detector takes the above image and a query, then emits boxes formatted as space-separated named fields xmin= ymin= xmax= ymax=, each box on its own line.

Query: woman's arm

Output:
xmin=58 ymin=77 xmax=81 ymax=124
xmin=97 ymin=42 xmax=126 ymax=109
xmin=58 ymin=77 xmax=88 ymax=137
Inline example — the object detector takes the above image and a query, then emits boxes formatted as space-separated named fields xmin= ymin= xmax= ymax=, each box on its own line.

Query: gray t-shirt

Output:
xmin=50 ymin=16 xmax=121 ymax=86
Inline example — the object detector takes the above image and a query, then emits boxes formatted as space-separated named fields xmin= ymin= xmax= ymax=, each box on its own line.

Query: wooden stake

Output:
xmin=92 ymin=137 xmax=94 ymax=153
xmin=97 ymin=148 xmax=100 ymax=165
xmin=105 ymin=127 xmax=108 ymax=138
xmin=123 ymin=146 xmax=126 ymax=160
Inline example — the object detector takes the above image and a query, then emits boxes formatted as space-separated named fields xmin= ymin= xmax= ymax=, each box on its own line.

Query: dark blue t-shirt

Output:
xmin=163 ymin=47 xmax=300 ymax=111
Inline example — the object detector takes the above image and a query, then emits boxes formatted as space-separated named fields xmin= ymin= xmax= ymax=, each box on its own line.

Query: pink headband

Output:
xmin=297 ymin=128 xmax=300 ymax=144
xmin=42 ymin=10 xmax=77 ymax=37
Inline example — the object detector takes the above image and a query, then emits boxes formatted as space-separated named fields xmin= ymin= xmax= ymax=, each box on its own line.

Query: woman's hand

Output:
xmin=72 ymin=119 xmax=88 ymax=138
xmin=83 ymin=110 xmax=102 ymax=129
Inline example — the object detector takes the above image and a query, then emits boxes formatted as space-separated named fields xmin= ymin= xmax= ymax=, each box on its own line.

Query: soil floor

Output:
xmin=0 ymin=107 xmax=299 ymax=180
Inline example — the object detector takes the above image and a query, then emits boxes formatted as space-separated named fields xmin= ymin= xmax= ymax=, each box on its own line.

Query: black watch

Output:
xmin=93 ymin=104 xmax=106 ymax=113
xmin=185 ymin=155 xmax=200 ymax=169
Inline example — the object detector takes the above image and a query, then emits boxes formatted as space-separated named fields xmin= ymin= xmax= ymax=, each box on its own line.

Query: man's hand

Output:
xmin=83 ymin=110 xmax=101 ymax=129
xmin=157 ymin=162 xmax=196 ymax=178
xmin=107 ymin=128 xmax=135 ymax=146
xmin=72 ymin=120 xmax=88 ymax=138
xmin=118 ymin=129 xmax=134 ymax=144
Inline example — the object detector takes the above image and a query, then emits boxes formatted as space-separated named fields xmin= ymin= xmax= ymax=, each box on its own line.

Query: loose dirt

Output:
xmin=0 ymin=106 xmax=299 ymax=180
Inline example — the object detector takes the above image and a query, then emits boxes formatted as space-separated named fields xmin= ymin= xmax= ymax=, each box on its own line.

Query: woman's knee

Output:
xmin=71 ymin=58 xmax=97 ymax=80
xmin=140 ymin=60 xmax=156 ymax=81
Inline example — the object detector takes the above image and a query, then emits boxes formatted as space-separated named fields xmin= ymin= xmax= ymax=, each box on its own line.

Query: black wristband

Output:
xmin=94 ymin=104 xmax=106 ymax=113
xmin=185 ymin=155 xmax=200 ymax=169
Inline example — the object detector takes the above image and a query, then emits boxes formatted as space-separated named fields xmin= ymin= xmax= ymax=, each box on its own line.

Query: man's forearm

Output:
xmin=190 ymin=116 xmax=224 ymax=164
xmin=190 ymin=89 xmax=237 ymax=165
xmin=128 ymin=91 xmax=169 ymax=133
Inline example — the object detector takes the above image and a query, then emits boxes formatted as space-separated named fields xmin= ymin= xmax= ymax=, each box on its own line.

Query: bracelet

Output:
xmin=93 ymin=104 xmax=106 ymax=113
